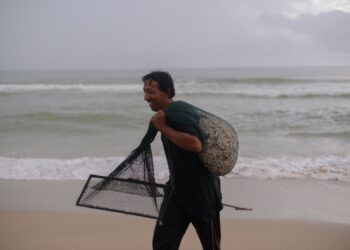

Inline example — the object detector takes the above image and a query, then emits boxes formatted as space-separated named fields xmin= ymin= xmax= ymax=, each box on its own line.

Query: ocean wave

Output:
xmin=203 ymin=77 xmax=350 ymax=84
xmin=229 ymin=156 xmax=350 ymax=181
xmin=176 ymin=82 xmax=350 ymax=98
xmin=288 ymin=131 xmax=350 ymax=138
xmin=1 ymin=82 xmax=350 ymax=98
xmin=0 ymin=155 xmax=349 ymax=181
xmin=0 ymin=83 xmax=141 ymax=93
xmin=0 ymin=156 xmax=127 ymax=181
xmin=1 ymin=112 xmax=132 ymax=124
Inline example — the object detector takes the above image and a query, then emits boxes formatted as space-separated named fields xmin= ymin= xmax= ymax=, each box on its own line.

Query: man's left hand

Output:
xmin=151 ymin=110 xmax=167 ymax=131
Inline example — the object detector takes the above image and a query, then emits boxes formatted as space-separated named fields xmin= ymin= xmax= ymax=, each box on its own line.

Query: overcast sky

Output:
xmin=1 ymin=0 xmax=350 ymax=70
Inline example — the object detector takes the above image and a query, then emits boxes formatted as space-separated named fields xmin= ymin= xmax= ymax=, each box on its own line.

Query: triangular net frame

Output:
xmin=76 ymin=124 xmax=165 ymax=219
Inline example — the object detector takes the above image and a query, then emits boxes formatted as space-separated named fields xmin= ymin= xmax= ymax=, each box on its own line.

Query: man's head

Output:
xmin=142 ymin=71 xmax=175 ymax=111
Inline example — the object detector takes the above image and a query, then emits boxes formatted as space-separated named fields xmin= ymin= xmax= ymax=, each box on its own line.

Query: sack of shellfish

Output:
xmin=165 ymin=101 xmax=239 ymax=176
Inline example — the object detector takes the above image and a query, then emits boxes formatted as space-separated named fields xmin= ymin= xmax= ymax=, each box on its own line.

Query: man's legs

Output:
xmin=152 ymin=216 xmax=189 ymax=250
xmin=153 ymin=192 xmax=190 ymax=250
xmin=191 ymin=212 xmax=221 ymax=250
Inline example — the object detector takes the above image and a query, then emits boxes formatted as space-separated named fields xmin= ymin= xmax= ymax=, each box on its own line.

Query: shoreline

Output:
xmin=1 ymin=177 xmax=350 ymax=249
xmin=1 ymin=177 xmax=349 ymax=223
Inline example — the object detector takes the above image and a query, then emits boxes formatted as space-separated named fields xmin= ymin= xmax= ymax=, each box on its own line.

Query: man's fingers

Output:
xmin=156 ymin=110 xmax=165 ymax=116
xmin=153 ymin=110 xmax=165 ymax=119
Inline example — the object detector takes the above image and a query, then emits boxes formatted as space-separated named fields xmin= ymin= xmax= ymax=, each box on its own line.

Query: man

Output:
xmin=142 ymin=71 xmax=222 ymax=250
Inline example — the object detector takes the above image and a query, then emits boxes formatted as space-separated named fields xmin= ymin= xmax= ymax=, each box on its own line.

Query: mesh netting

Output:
xmin=76 ymin=125 xmax=164 ymax=219
xmin=76 ymin=175 xmax=165 ymax=218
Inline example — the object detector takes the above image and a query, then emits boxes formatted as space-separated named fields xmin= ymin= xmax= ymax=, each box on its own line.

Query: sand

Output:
xmin=1 ymin=177 xmax=350 ymax=250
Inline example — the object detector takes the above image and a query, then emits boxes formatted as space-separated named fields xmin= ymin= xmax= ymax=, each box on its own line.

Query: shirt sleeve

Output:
xmin=166 ymin=110 xmax=204 ymax=143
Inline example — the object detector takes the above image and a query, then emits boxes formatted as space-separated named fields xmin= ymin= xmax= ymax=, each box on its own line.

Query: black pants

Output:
xmin=153 ymin=193 xmax=221 ymax=250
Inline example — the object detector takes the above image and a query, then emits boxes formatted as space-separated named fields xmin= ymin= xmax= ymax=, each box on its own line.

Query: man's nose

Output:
xmin=144 ymin=93 xmax=149 ymax=101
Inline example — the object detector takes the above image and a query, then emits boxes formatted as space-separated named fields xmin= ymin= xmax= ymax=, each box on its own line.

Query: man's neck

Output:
xmin=161 ymin=99 xmax=173 ymax=111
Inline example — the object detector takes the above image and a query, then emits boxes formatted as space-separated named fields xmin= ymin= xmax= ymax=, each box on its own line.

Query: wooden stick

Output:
xmin=223 ymin=203 xmax=253 ymax=211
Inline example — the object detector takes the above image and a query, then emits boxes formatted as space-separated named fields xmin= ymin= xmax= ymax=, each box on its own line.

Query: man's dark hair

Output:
xmin=142 ymin=71 xmax=175 ymax=98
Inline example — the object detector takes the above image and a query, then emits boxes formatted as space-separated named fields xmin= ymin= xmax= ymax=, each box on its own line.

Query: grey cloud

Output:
xmin=0 ymin=0 xmax=349 ymax=70
xmin=261 ymin=10 xmax=350 ymax=53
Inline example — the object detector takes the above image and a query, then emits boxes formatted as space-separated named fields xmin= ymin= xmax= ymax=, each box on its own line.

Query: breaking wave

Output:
xmin=1 ymin=81 xmax=349 ymax=98
xmin=1 ymin=155 xmax=349 ymax=181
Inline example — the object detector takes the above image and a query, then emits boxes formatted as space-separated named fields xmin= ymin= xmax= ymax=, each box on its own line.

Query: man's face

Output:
xmin=143 ymin=80 xmax=170 ymax=111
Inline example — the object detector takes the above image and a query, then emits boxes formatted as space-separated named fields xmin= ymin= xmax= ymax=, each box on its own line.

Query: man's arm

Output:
xmin=151 ymin=110 xmax=202 ymax=153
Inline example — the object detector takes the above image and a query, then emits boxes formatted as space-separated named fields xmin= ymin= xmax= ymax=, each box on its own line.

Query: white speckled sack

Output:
xmin=197 ymin=109 xmax=239 ymax=176
xmin=165 ymin=101 xmax=239 ymax=176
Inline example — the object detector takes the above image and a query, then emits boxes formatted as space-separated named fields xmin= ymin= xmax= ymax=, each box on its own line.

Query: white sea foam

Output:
xmin=0 ymin=155 xmax=349 ymax=181
xmin=176 ymin=82 xmax=350 ymax=98
xmin=228 ymin=156 xmax=350 ymax=181
xmin=0 ymin=83 xmax=141 ymax=93
xmin=1 ymin=81 xmax=350 ymax=98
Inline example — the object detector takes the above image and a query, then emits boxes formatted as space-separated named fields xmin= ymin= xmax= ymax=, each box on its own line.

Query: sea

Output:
xmin=0 ymin=67 xmax=349 ymax=181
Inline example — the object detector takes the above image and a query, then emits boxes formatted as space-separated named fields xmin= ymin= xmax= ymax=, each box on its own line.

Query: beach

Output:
xmin=1 ymin=177 xmax=350 ymax=250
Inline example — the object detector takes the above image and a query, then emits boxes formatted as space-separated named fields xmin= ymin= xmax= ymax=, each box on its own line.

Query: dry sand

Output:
xmin=1 ymin=177 xmax=350 ymax=250
xmin=1 ymin=210 xmax=350 ymax=250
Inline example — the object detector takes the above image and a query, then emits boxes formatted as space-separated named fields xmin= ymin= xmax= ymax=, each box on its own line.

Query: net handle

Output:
xmin=223 ymin=203 xmax=253 ymax=211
